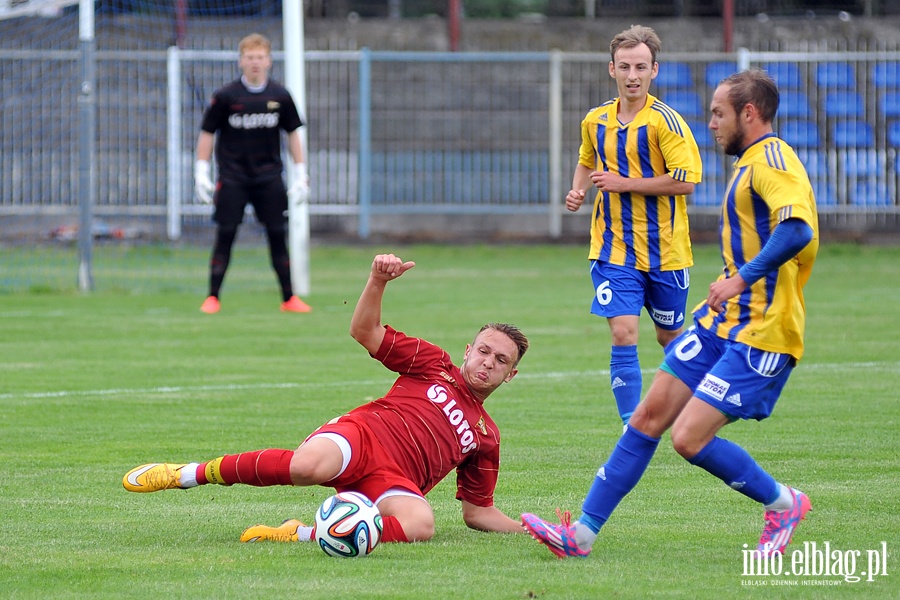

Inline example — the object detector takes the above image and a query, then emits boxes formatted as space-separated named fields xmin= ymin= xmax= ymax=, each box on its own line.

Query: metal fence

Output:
xmin=1 ymin=47 xmax=899 ymax=241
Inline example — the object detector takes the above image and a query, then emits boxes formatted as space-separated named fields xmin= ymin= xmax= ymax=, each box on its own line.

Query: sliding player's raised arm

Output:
xmin=349 ymin=254 xmax=416 ymax=355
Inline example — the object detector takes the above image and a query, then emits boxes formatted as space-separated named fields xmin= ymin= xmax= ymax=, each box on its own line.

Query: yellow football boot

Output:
xmin=240 ymin=519 xmax=305 ymax=543
xmin=122 ymin=463 xmax=186 ymax=492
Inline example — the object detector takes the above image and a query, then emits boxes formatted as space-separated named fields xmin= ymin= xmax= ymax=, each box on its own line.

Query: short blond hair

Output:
xmin=610 ymin=25 xmax=661 ymax=64
xmin=239 ymin=33 xmax=271 ymax=56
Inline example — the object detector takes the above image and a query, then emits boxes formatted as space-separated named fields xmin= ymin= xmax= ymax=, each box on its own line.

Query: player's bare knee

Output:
xmin=287 ymin=455 xmax=320 ymax=483
xmin=656 ymin=328 xmax=680 ymax=348
xmin=288 ymin=450 xmax=337 ymax=485
xmin=669 ymin=426 xmax=701 ymax=460
xmin=610 ymin=329 xmax=636 ymax=347
xmin=403 ymin=519 xmax=435 ymax=542
xmin=629 ymin=402 xmax=667 ymax=438
xmin=381 ymin=496 xmax=435 ymax=541
xmin=607 ymin=318 xmax=638 ymax=346
xmin=628 ymin=407 xmax=654 ymax=437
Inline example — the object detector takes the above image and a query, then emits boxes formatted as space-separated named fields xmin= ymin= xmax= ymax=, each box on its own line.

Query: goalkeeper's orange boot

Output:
xmin=240 ymin=519 xmax=306 ymax=543
xmin=281 ymin=296 xmax=312 ymax=313
xmin=122 ymin=463 xmax=187 ymax=493
xmin=200 ymin=296 xmax=220 ymax=314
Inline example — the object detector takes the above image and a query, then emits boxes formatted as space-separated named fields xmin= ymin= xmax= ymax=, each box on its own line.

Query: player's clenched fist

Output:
xmin=565 ymin=188 xmax=586 ymax=212
xmin=371 ymin=254 xmax=416 ymax=281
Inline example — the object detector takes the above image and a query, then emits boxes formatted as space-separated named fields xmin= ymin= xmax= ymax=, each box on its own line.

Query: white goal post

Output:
xmin=163 ymin=6 xmax=311 ymax=298
xmin=283 ymin=1 xmax=310 ymax=297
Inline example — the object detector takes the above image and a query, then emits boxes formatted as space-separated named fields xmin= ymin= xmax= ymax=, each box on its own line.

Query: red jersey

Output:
xmin=347 ymin=326 xmax=502 ymax=507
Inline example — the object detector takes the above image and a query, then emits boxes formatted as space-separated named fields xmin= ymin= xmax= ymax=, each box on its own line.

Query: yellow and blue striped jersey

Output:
xmin=579 ymin=94 xmax=702 ymax=271
xmin=694 ymin=134 xmax=819 ymax=360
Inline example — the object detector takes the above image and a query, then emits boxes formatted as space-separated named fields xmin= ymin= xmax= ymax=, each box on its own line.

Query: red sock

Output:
xmin=380 ymin=515 xmax=410 ymax=543
xmin=196 ymin=449 xmax=294 ymax=486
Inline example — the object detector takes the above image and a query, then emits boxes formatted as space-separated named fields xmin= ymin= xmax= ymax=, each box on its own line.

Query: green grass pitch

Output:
xmin=1 ymin=243 xmax=897 ymax=599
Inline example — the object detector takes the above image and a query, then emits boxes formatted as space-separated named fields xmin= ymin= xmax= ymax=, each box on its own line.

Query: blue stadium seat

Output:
xmin=693 ymin=150 xmax=727 ymax=206
xmin=816 ymin=62 xmax=856 ymax=89
xmin=655 ymin=62 xmax=694 ymax=88
xmin=686 ymin=120 xmax=713 ymax=147
xmin=662 ymin=90 xmax=704 ymax=117
xmin=778 ymin=91 xmax=813 ymax=117
xmin=841 ymin=149 xmax=883 ymax=178
xmin=850 ymin=181 xmax=891 ymax=206
xmin=796 ymin=150 xmax=836 ymax=206
xmin=832 ymin=120 xmax=874 ymax=147
xmin=823 ymin=91 xmax=865 ymax=118
xmin=693 ymin=181 xmax=728 ymax=207
xmin=762 ymin=63 xmax=804 ymax=89
xmin=871 ymin=62 xmax=900 ymax=89
xmin=888 ymin=120 xmax=900 ymax=146
xmin=812 ymin=181 xmax=838 ymax=206
xmin=797 ymin=149 xmax=829 ymax=176
xmin=879 ymin=92 xmax=900 ymax=118
xmin=705 ymin=61 xmax=738 ymax=88
xmin=700 ymin=149 xmax=724 ymax=177
xmin=779 ymin=119 xmax=820 ymax=148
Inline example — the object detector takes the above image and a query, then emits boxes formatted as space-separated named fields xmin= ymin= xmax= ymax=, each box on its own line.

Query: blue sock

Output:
xmin=580 ymin=427 xmax=660 ymax=533
xmin=610 ymin=345 xmax=642 ymax=424
xmin=689 ymin=437 xmax=779 ymax=505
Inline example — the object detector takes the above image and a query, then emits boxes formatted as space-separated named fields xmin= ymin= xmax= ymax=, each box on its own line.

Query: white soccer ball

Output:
xmin=314 ymin=491 xmax=383 ymax=557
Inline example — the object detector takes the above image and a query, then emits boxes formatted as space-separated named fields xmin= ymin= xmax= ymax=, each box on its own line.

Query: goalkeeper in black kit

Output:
xmin=194 ymin=33 xmax=311 ymax=314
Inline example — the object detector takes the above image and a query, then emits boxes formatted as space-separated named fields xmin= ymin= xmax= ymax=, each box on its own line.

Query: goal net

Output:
xmin=0 ymin=0 xmax=311 ymax=296
xmin=0 ymin=0 xmax=78 ymax=21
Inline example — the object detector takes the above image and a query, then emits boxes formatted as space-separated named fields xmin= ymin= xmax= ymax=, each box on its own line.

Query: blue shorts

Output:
xmin=589 ymin=260 xmax=690 ymax=331
xmin=661 ymin=323 xmax=795 ymax=421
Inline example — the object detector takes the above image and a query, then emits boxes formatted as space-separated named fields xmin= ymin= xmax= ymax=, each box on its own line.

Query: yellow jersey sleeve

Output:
xmin=694 ymin=136 xmax=819 ymax=360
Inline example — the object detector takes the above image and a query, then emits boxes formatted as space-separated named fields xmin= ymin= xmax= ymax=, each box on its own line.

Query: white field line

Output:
xmin=2 ymin=361 xmax=898 ymax=401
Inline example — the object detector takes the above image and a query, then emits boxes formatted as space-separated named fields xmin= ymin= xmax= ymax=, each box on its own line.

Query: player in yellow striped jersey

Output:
xmin=565 ymin=25 xmax=703 ymax=426
xmin=523 ymin=68 xmax=818 ymax=559
xmin=695 ymin=87 xmax=818 ymax=359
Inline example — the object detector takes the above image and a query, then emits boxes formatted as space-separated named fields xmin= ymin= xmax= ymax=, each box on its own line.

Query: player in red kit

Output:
xmin=123 ymin=253 xmax=528 ymax=544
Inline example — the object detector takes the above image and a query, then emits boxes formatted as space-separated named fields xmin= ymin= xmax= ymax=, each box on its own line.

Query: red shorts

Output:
xmin=304 ymin=415 xmax=423 ymax=502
